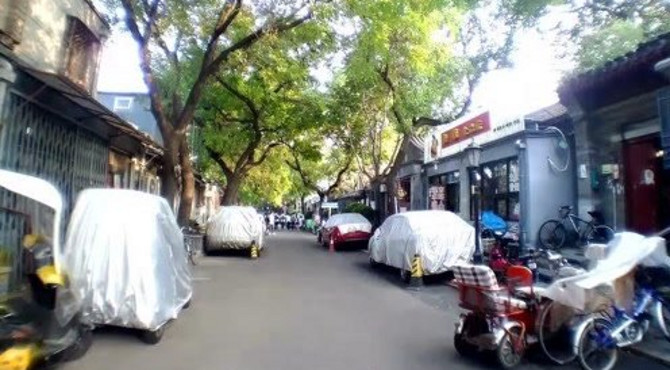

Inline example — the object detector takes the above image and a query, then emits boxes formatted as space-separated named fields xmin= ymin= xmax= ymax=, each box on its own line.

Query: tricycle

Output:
xmin=0 ymin=169 xmax=92 ymax=369
xmin=453 ymin=263 xmax=584 ymax=368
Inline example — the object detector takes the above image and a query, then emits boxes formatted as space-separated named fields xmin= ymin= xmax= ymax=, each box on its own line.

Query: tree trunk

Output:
xmin=384 ymin=134 xmax=410 ymax=216
xmin=177 ymin=136 xmax=196 ymax=226
xmin=222 ymin=172 xmax=244 ymax=205
xmin=161 ymin=138 xmax=181 ymax=212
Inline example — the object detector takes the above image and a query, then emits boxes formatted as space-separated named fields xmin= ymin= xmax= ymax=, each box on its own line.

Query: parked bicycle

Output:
xmin=538 ymin=206 xmax=614 ymax=250
xmin=181 ymin=226 xmax=203 ymax=266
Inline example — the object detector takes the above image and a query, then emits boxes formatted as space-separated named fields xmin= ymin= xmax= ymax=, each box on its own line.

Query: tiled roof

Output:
xmin=560 ymin=32 xmax=670 ymax=94
xmin=524 ymin=103 xmax=568 ymax=123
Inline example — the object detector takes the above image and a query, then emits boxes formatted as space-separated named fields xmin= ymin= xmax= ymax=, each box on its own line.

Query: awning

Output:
xmin=19 ymin=66 xmax=163 ymax=154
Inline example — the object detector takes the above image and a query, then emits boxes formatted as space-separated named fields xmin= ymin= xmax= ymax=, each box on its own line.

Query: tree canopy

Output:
xmin=104 ymin=0 xmax=654 ymax=215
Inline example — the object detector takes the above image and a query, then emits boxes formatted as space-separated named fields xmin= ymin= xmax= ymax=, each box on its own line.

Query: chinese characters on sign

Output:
xmin=441 ymin=112 xmax=491 ymax=149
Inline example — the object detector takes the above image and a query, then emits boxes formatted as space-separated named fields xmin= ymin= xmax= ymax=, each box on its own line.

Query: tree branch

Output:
xmin=215 ymin=75 xmax=260 ymax=120
xmin=202 ymin=0 xmax=243 ymax=68
xmin=119 ymin=0 xmax=173 ymax=139
xmin=248 ymin=142 xmax=280 ymax=166
xmin=205 ymin=145 xmax=233 ymax=179
xmin=176 ymin=10 xmax=312 ymax=131
xmin=286 ymin=156 xmax=318 ymax=192
xmin=325 ymin=156 xmax=352 ymax=195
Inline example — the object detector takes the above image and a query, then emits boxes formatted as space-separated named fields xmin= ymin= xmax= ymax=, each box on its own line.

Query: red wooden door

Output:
xmin=623 ymin=136 xmax=661 ymax=233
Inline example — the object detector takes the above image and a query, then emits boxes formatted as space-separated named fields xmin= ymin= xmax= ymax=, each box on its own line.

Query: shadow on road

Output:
xmin=203 ymin=249 xmax=255 ymax=259
xmin=352 ymin=260 xmax=455 ymax=289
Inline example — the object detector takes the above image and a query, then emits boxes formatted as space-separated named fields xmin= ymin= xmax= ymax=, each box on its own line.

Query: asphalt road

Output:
xmin=61 ymin=231 xmax=667 ymax=370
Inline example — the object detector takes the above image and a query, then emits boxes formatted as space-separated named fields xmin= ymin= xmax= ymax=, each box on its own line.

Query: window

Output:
xmin=472 ymin=157 xmax=519 ymax=220
xmin=63 ymin=17 xmax=100 ymax=91
xmin=428 ymin=171 xmax=460 ymax=212
xmin=445 ymin=171 xmax=460 ymax=213
xmin=487 ymin=158 xmax=519 ymax=219
xmin=113 ymin=97 xmax=133 ymax=111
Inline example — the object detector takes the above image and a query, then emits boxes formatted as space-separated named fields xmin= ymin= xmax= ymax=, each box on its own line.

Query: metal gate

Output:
xmin=0 ymin=91 xmax=108 ymax=233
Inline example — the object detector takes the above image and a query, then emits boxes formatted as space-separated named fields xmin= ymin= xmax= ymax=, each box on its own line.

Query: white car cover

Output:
xmin=62 ymin=189 xmax=192 ymax=331
xmin=369 ymin=210 xmax=476 ymax=274
xmin=542 ymin=232 xmax=669 ymax=311
xmin=207 ymin=206 xmax=264 ymax=250
xmin=324 ymin=213 xmax=372 ymax=234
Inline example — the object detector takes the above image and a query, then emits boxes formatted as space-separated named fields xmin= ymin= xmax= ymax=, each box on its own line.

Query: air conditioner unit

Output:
xmin=0 ymin=0 xmax=28 ymax=49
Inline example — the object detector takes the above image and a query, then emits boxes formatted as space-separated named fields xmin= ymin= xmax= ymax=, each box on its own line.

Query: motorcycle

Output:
xmin=481 ymin=211 xmax=539 ymax=281
xmin=487 ymin=229 xmax=539 ymax=281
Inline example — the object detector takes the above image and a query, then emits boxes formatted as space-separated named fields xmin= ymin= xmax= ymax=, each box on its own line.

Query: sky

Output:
xmin=96 ymin=13 xmax=573 ymax=120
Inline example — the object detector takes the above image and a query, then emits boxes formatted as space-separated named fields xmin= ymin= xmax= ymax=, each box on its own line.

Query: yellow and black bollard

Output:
xmin=250 ymin=242 xmax=259 ymax=259
xmin=409 ymin=253 xmax=423 ymax=288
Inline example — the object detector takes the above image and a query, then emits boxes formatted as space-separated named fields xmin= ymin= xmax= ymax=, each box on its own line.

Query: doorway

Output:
xmin=623 ymin=135 xmax=670 ymax=233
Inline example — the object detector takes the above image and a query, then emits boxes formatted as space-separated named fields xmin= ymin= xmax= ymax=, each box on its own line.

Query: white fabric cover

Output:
xmin=207 ymin=206 xmax=264 ymax=250
xmin=542 ymin=232 xmax=669 ymax=311
xmin=369 ymin=210 xmax=475 ymax=274
xmin=324 ymin=213 xmax=372 ymax=234
xmin=62 ymin=189 xmax=192 ymax=331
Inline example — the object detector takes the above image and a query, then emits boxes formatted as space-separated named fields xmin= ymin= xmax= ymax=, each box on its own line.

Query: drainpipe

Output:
xmin=516 ymin=138 xmax=529 ymax=251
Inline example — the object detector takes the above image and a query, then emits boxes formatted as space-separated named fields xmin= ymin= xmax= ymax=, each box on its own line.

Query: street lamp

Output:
xmin=464 ymin=141 xmax=483 ymax=264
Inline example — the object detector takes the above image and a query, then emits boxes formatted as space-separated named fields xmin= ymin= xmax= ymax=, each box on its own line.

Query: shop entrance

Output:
xmin=623 ymin=135 xmax=670 ymax=233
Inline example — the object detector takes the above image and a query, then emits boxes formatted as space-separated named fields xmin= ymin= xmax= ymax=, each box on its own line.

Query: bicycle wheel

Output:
xmin=577 ymin=317 xmax=618 ymax=370
xmin=586 ymin=225 xmax=614 ymax=245
xmin=539 ymin=220 xmax=566 ymax=250
xmin=188 ymin=248 xmax=199 ymax=265
xmin=538 ymin=300 xmax=579 ymax=365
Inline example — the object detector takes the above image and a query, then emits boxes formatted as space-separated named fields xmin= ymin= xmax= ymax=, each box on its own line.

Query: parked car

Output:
xmin=206 ymin=206 xmax=264 ymax=256
xmin=62 ymin=189 xmax=192 ymax=345
xmin=318 ymin=213 xmax=372 ymax=250
xmin=368 ymin=210 xmax=476 ymax=279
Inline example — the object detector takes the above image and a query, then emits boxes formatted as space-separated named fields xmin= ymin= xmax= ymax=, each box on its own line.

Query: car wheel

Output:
xmin=60 ymin=325 xmax=93 ymax=362
xmin=400 ymin=269 xmax=410 ymax=283
xmin=140 ymin=326 xmax=165 ymax=345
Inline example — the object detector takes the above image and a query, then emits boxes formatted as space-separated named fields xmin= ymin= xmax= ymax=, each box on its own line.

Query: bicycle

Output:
xmin=181 ymin=227 xmax=203 ymax=265
xmin=538 ymin=206 xmax=614 ymax=250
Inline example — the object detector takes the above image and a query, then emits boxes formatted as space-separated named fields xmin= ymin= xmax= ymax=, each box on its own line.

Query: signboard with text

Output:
xmin=425 ymin=110 xmax=525 ymax=163
xmin=441 ymin=112 xmax=491 ymax=149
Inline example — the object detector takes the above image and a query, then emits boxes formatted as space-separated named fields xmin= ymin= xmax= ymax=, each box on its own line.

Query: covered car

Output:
xmin=318 ymin=213 xmax=372 ymax=250
xmin=62 ymin=189 xmax=192 ymax=344
xmin=369 ymin=210 xmax=476 ymax=275
xmin=206 ymin=206 xmax=264 ymax=252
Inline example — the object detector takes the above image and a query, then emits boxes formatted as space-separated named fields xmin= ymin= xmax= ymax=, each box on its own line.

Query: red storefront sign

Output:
xmin=441 ymin=112 xmax=491 ymax=148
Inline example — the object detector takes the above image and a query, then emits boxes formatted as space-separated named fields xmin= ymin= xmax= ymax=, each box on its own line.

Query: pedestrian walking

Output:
xmin=268 ymin=212 xmax=276 ymax=233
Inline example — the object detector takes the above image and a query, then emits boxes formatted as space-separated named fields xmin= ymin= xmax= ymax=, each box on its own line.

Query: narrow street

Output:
xmin=62 ymin=232 xmax=666 ymax=370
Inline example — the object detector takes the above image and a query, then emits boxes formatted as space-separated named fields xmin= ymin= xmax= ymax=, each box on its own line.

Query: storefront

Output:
xmin=424 ymin=106 xmax=576 ymax=248
xmin=559 ymin=33 xmax=670 ymax=234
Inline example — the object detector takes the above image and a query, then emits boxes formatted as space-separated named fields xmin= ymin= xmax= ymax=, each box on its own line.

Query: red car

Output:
xmin=318 ymin=213 xmax=372 ymax=250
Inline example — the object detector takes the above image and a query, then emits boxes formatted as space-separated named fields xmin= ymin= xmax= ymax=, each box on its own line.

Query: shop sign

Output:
xmin=440 ymin=112 xmax=490 ymax=149
xmin=425 ymin=110 xmax=525 ymax=163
